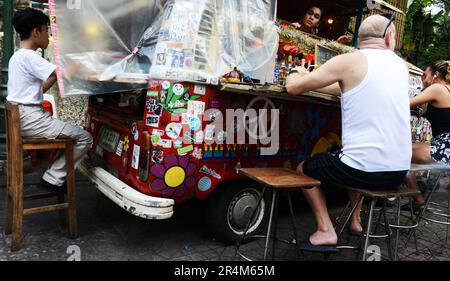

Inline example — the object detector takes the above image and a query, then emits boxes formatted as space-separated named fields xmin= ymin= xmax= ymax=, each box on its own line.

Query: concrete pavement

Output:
xmin=0 ymin=165 xmax=449 ymax=261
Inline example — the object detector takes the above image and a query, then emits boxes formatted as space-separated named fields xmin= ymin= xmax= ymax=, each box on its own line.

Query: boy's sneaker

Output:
xmin=38 ymin=178 xmax=67 ymax=194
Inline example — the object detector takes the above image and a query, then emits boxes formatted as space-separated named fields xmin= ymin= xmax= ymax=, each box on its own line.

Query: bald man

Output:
xmin=286 ymin=15 xmax=412 ymax=252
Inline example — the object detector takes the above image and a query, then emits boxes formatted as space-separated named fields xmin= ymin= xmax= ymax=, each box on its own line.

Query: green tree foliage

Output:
xmin=402 ymin=0 xmax=450 ymax=69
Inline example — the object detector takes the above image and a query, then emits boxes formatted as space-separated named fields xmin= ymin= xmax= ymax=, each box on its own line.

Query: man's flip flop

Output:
xmin=298 ymin=239 xmax=338 ymax=253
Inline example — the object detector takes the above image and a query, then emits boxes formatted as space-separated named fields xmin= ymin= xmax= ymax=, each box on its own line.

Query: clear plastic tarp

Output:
xmin=49 ymin=0 xmax=278 ymax=96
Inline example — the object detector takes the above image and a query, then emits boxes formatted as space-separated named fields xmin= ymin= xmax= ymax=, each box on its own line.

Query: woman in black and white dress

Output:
xmin=406 ymin=60 xmax=450 ymax=210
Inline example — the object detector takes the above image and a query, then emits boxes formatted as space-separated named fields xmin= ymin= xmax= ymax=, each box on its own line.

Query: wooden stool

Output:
xmin=337 ymin=185 xmax=419 ymax=261
xmin=235 ymin=168 xmax=320 ymax=261
xmin=4 ymin=101 xmax=78 ymax=251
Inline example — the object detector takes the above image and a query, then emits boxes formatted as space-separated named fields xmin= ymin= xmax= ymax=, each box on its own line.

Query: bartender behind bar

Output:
xmin=290 ymin=3 xmax=353 ymax=44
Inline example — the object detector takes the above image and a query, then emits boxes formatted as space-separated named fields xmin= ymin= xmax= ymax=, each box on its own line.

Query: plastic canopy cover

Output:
xmin=49 ymin=0 xmax=278 ymax=96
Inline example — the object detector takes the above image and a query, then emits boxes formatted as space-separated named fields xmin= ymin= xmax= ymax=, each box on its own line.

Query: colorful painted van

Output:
xmin=48 ymin=0 xmax=423 ymax=243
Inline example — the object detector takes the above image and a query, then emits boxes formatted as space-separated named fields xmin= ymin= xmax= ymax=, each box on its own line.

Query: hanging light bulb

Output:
xmin=85 ymin=23 xmax=100 ymax=37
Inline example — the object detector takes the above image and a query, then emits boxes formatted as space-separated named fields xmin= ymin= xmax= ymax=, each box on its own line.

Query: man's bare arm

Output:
xmin=315 ymin=83 xmax=341 ymax=95
xmin=285 ymin=54 xmax=348 ymax=96
xmin=43 ymin=71 xmax=57 ymax=93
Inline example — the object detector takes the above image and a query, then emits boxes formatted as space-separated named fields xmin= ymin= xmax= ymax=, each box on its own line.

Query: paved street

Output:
xmin=0 ymin=165 xmax=449 ymax=261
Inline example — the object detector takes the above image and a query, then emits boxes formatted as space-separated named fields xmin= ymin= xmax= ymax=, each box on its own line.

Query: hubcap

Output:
xmin=227 ymin=188 xmax=265 ymax=235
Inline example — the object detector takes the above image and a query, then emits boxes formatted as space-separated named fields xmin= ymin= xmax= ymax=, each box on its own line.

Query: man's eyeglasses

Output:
xmin=379 ymin=13 xmax=396 ymax=38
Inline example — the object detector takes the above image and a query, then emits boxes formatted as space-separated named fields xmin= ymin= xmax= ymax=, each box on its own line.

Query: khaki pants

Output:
xmin=19 ymin=104 xmax=93 ymax=186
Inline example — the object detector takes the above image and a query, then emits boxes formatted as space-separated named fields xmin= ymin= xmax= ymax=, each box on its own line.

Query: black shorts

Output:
xmin=303 ymin=152 xmax=408 ymax=190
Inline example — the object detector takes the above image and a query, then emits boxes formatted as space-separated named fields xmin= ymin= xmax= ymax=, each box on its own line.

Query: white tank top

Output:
xmin=339 ymin=49 xmax=412 ymax=172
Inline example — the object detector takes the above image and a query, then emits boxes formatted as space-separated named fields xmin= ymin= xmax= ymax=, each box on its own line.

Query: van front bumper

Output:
xmin=79 ymin=157 xmax=174 ymax=220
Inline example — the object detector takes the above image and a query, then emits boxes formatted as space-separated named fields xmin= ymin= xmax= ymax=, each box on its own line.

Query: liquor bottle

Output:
xmin=273 ymin=56 xmax=280 ymax=84
xmin=279 ymin=62 xmax=287 ymax=86
xmin=287 ymin=55 xmax=293 ymax=73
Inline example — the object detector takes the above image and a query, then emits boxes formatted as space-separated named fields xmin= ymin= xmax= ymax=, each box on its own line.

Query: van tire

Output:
xmin=205 ymin=181 xmax=272 ymax=244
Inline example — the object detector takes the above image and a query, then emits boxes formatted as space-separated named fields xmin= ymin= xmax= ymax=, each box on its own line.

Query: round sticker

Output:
xmin=166 ymin=123 xmax=182 ymax=139
xmin=189 ymin=116 xmax=201 ymax=131
xmin=173 ymin=83 xmax=184 ymax=95
xmin=198 ymin=177 xmax=212 ymax=191
xmin=132 ymin=122 xmax=139 ymax=141
xmin=162 ymin=81 xmax=171 ymax=90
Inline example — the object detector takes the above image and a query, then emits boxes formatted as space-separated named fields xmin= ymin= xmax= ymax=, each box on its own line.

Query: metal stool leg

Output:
xmin=373 ymin=205 xmax=386 ymax=236
xmin=287 ymin=192 xmax=302 ymax=257
xmin=336 ymin=201 xmax=351 ymax=232
xmin=355 ymin=199 xmax=369 ymax=261
xmin=338 ymin=196 xmax=364 ymax=238
xmin=446 ymin=193 xmax=450 ymax=245
xmin=388 ymin=197 xmax=419 ymax=260
xmin=408 ymin=198 xmax=419 ymax=254
xmin=271 ymin=190 xmax=281 ymax=261
xmin=394 ymin=197 xmax=401 ymax=261
xmin=264 ymin=189 xmax=278 ymax=261
xmin=406 ymin=173 xmax=441 ymax=245
xmin=362 ymin=199 xmax=376 ymax=261
xmin=382 ymin=200 xmax=394 ymax=261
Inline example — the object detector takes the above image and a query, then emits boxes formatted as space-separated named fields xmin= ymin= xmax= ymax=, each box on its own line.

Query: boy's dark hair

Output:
xmin=13 ymin=8 xmax=50 ymax=41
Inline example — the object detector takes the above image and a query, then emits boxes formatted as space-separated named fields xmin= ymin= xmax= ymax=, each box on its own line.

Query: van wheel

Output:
xmin=206 ymin=182 xmax=271 ymax=244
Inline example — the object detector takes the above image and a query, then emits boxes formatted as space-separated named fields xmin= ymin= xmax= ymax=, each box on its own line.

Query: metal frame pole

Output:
xmin=1 ymin=0 xmax=14 ymax=140
xmin=353 ymin=0 xmax=366 ymax=48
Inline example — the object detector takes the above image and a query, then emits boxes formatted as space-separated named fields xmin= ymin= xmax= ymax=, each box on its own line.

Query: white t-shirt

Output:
xmin=7 ymin=48 xmax=56 ymax=105
xmin=340 ymin=49 xmax=412 ymax=172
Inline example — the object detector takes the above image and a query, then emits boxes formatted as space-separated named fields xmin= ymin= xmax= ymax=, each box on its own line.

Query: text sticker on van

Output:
xmin=177 ymin=145 xmax=194 ymax=156
xmin=132 ymin=144 xmax=140 ymax=170
xmin=152 ymin=129 xmax=165 ymax=136
xmin=181 ymin=113 xmax=191 ymax=124
xmin=194 ymin=84 xmax=206 ymax=95
xmin=187 ymin=101 xmax=205 ymax=117
xmin=146 ymin=114 xmax=160 ymax=128
xmin=158 ymin=139 xmax=172 ymax=148
xmin=115 ymin=140 xmax=123 ymax=156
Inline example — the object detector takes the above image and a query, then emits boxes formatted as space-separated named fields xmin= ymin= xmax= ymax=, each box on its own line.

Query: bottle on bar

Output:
xmin=273 ymin=55 xmax=280 ymax=84
xmin=287 ymin=55 xmax=293 ymax=73
xmin=279 ymin=61 xmax=287 ymax=86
